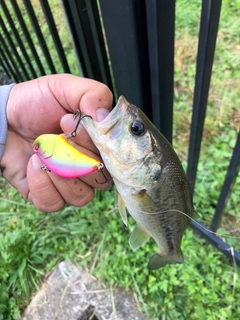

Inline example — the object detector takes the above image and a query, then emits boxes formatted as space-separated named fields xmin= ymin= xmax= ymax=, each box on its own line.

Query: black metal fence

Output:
xmin=0 ymin=0 xmax=239 ymax=266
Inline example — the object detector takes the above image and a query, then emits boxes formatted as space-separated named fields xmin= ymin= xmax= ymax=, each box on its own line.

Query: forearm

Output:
xmin=0 ymin=83 xmax=16 ymax=176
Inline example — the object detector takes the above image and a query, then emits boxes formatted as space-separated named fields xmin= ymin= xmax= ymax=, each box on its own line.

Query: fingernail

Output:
xmin=96 ymin=108 xmax=110 ymax=122
xmin=31 ymin=154 xmax=42 ymax=169
xmin=60 ymin=114 xmax=76 ymax=132
xmin=27 ymin=192 xmax=33 ymax=203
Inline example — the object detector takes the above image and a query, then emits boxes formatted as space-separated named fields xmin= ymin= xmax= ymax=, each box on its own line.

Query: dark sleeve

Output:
xmin=0 ymin=83 xmax=16 ymax=176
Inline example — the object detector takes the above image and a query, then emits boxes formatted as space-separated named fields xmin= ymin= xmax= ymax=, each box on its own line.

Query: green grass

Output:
xmin=1 ymin=0 xmax=240 ymax=319
xmin=0 ymin=183 xmax=239 ymax=319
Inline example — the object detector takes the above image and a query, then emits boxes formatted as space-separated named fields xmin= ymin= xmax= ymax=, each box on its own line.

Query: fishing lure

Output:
xmin=33 ymin=134 xmax=105 ymax=180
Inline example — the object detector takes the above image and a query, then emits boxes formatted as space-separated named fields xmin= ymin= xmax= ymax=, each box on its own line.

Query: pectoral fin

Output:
xmin=117 ymin=193 xmax=128 ymax=226
xmin=134 ymin=189 xmax=157 ymax=214
xmin=148 ymin=250 xmax=184 ymax=270
xmin=129 ymin=224 xmax=150 ymax=252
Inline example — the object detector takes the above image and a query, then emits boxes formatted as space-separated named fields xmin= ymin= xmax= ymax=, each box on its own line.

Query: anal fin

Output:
xmin=129 ymin=224 xmax=150 ymax=252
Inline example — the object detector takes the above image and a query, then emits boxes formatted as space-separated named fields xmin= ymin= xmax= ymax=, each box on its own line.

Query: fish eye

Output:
xmin=33 ymin=143 xmax=40 ymax=151
xmin=130 ymin=120 xmax=145 ymax=136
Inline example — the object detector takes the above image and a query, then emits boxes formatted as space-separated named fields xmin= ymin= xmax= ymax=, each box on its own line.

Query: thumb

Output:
xmin=60 ymin=114 xmax=99 ymax=154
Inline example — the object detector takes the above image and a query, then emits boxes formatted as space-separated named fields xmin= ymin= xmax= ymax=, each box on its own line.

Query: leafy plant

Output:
xmin=0 ymin=0 xmax=240 ymax=319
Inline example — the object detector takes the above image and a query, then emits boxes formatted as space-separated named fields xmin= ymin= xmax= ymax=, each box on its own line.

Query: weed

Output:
xmin=0 ymin=1 xmax=240 ymax=320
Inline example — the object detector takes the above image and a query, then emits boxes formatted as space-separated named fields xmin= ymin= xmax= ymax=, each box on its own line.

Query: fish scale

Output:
xmin=80 ymin=96 xmax=195 ymax=270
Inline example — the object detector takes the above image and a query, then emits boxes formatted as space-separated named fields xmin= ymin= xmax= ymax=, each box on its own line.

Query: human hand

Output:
xmin=1 ymin=74 xmax=113 ymax=211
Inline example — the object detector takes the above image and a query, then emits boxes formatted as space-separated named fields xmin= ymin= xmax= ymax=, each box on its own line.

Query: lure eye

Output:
xmin=130 ymin=120 xmax=145 ymax=136
xmin=33 ymin=143 xmax=40 ymax=151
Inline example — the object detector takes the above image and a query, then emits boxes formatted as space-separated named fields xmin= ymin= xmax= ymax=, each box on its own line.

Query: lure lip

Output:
xmin=33 ymin=136 xmax=53 ymax=159
xmin=33 ymin=148 xmax=51 ymax=160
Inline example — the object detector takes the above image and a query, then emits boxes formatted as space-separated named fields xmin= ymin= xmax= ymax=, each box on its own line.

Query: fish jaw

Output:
xmin=81 ymin=96 xmax=133 ymax=179
xmin=81 ymin=96 xmax=154 ymax=183
xmin=81 ymin=95 xmax=128 ymax=144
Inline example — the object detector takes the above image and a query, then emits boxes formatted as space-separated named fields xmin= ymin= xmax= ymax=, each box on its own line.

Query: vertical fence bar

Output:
xmin=10 ymin=0 xmax=46 ymax=76
xmin=0 ymin=0 xmax=239 ymax=267
xmin=0 ymin=65 xmax=13 ymax=84
xmin=210 ymin=132 xmax=240 ymax=232
xmin=145 ymin=0 xmax=175 ymax=143
xmin=61 ymin=0 xmax=113 ymax=90
xmin=39 ymin=0 xmax=70 ymax=73
xmin=61 ymin=0 xmax=92 ymax=77
xmin=0 ymin=16 xmax=30 ymax=80
xmin=187 ymin=0 xmax=222 ymax=191
xmin=1 ymin=1 xmax=37 ymax=78
xmin=0 ymin=50 xmax=20 ymax=83
xmin=100 ymin=0 xmax=151 ymax=115
xmin=85 ymin=0 xmax=113 ymax=87
xmin=0 ymin=33 xmax=24 ymax=82
xmin=22 ymin=0 xmax=56 ymax=74
xmin=0 ymin=55 xmax=12 ymax=81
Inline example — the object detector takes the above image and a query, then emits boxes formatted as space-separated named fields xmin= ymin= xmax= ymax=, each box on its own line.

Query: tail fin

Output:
xmin=148 ymin=250 xmax=184 ymax=270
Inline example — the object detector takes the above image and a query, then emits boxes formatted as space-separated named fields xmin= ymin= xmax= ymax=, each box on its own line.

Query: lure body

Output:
xmin=33 ymin=134 xmax=100 ymax=178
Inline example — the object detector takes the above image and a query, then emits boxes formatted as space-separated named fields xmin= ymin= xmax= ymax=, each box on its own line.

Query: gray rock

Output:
xmin=22 ymin=261 xmax=146 ymax=320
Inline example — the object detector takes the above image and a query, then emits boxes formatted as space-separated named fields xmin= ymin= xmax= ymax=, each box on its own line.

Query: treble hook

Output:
xmin=95 ymin=163 xmax=112 ymax=184
xmin=67 ymin=110 xmax=111 ymax=185
xmin=66 ymin=110 xmax=93 ymax=139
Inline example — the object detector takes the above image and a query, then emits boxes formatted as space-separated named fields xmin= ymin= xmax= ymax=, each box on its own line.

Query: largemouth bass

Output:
xmin=81 ymin=96 xmax=195 ymax=270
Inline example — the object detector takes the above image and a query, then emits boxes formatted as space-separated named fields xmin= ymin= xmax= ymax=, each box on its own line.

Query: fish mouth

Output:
xmin=81 ymin=95 xmax=135 ymax=151
xmin=94 ymin=96 xmax=128 ymax=135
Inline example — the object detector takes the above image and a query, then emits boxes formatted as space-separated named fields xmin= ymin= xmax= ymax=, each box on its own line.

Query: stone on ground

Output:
xmin=22 ymin=261 xmax=146 ymax=320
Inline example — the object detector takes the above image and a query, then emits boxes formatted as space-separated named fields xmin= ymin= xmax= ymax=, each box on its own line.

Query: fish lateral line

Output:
xmin=68 ymin=96 xmax=239 ymax=270
xmin=111 ymin=190 xmax=240 ymax=241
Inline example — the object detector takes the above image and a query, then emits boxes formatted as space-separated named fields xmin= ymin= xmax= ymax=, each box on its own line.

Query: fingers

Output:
xmin=61 ymin=114 xmax=99 ymax=153
xmin=60 ymin=117 xmax=113 ymax=187
xmin=65 ymin=129 xmax=113 ymax=188
xmin=0 ymin=129 xmax=33 ymax=199
xmin=4 ymin=75 xmax=114 ymax=212
xmin=27 ymin=155 xmax=65 ymax=212
xmin=27 ymin=154 xmax=111 ymax=212
xmin=46 ymin=74 xmax=113 ymax=120
xmin=7 ymin=75 xmax=113 ymax=138
xmin=41 ymin=173 xmax=96 ymax=208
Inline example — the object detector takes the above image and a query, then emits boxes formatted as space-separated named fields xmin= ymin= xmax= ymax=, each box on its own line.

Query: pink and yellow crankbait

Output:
xmin=33 ymin=134 xmax=102 ymax=178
